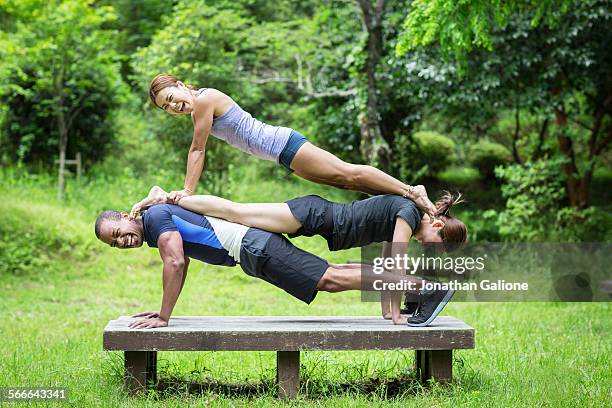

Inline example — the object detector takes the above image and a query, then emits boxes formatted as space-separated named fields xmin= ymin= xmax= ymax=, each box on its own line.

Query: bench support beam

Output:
xmin=276 ymin=351 xmax=300 ymax=399
xmin=124 ymin=351 xmax=157 ymax=394
xmin=415 ymin=349 xmax=452 ymax=384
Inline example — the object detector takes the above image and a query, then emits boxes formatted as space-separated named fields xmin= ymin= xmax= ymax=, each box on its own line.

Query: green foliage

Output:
xmin=394 ymin=0 xmax=612 ymax=211
xmin=0 ymin=198 xmax=95 ymax=275
xmin=494 ymin=159 xmax=565 ymax=241
xmin=0 ymin=0 xmax=128 ymax=167
xmin=398 ymin=131 xmax=456 ymax=181
xmin=414 ymin=131 xmax=456 ymax=167
xmin=438 ymin=166 xmax=481 ymax=185
xmin=457 ymin=209 xmax=501 ymax=242
xmin=493 ymin=158 xmax=611 ymax=241
xmin=396 ymin=0 xmax=574 ymax=68
xmin=131 ymin=1 xmax=249 ymax=99
xmin=468 ymin=140 xmax=511 ymax=178
xmin=99 ymin=0 xmax=168 ymax=83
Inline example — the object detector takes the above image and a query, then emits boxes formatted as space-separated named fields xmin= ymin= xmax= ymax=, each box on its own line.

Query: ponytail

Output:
xmin=435 ymin=191 xmax=465 ymax=217
xmin=435 ymin=191 xmax=468 ymax=250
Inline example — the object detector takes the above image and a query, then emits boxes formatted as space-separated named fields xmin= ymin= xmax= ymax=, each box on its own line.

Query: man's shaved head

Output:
xmin=94 ymin=210 xmax=122 ymax=239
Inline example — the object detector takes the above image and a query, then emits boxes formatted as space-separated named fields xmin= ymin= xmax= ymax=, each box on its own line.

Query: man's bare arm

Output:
xmin=129 ymin=231 xmax=185 ymax=329
xmin=158 ymin=231 xmax=186 ymax=322
xmin=130 ymin=245 xmax=189 ymax=329
xmin=179 ymin=256 xmax=189 ymax=294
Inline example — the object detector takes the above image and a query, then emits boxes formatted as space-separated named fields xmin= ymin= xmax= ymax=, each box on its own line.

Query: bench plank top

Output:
xmin=104 ymin=316 xmax=474 ymax=352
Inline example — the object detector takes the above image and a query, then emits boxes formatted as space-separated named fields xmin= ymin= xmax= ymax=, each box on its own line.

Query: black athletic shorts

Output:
xmin=239 ymin=228 xmax=329 ymax=304
xmin=285 ymin=195 xmax=334 ymax=241
xmin=287 ymin=194 xmax=421 ymax=251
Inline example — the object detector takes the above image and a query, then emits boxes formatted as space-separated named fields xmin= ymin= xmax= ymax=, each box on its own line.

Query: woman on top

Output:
xmin=144 ymin=74 xmax=437 ymax=218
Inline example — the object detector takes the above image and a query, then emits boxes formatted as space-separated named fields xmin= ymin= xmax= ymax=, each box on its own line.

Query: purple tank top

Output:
xmin=197 ymin=89 xmax=292 ymax=162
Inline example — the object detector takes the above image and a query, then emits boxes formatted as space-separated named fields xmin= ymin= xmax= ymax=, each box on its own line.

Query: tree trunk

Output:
xmin=533 ymin=118 xmax=549 ymax=159
xmin=356 ymin=0 xmax=390 ymax=169
xmin=512 ymin=105 xmax=522 ymax=163
xmin=57 ymin=113 xmax=68 ymax=201
xmin=55 ymin=71 xmax=68 ymax=201
xmin=554 ymin=108 xmax=585 ymax=208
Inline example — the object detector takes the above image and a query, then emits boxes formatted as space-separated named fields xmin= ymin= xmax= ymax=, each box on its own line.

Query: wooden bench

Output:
xmin=103 ymin=316 xmax=475 ymax=399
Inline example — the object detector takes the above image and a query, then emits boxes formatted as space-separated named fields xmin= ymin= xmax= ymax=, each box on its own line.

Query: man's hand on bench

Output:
xmin=129 ymin=311 xmax=168 ymax=329
xmin=132 ymin=311 xmax=160 ymax=319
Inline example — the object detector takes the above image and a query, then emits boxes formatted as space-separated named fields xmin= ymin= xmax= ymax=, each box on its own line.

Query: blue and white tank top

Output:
xmin=143 ymin=204 xmax=248 ymax=264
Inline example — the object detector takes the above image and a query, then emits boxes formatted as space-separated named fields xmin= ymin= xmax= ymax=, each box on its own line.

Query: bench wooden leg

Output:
xmin=124 ymin=351 xmax=157 ymax=394
xmin=415 ymin=350 xmax=452 ymax=384
xmin=276 ymin=351 xmax=300 ymax=399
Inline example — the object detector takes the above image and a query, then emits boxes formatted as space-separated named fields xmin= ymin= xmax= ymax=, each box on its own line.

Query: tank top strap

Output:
xmin=196 ymin=88 xmax=207 ymax=97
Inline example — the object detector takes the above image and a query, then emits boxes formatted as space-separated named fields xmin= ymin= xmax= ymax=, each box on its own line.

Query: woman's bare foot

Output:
xmin=403 ymin=185 xmax=437 ymax=221
xmin=129 ymin=186 xmax=171 ymax=219
xmin=147 ymin=185 xmax=170 ymax=205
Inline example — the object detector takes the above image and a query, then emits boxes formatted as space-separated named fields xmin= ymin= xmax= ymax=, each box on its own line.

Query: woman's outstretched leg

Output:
xmin=290 ymin=142 xmax=437 ymax=217
xmin=178 ymin=196 xmax=301 ymax=234
xmin=130 ymin=187 xmax=302 ymax=233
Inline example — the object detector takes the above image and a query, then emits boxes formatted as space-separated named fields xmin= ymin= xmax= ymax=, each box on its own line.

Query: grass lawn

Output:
xmin=0 ymin=169 xmax=610 ymax=407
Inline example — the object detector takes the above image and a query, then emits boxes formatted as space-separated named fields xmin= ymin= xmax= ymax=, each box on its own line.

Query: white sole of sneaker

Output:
xmin=406 ymin=289 xmax=455 ymax=327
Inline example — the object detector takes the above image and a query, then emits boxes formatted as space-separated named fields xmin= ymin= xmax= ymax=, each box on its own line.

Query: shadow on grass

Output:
xmin=154 ymin=374 xmax=425 ymax=400
xmin=105 ymin=352 xmax=483 ymax=401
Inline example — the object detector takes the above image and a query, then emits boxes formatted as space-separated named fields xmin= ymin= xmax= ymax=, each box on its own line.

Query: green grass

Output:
xmin=0 ymin=169 xmax=610 ymax=407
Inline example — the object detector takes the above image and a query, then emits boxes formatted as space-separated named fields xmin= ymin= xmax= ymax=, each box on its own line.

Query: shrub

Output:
xmin=0 ymin=198 xmax=94 ymax=275
xmin=438 ymin=166 xmax=481 ymax=185
xmin=397 ymin=131 xmax=456 ymax=181
xmin=491 ymin=158 xmax=612 ymax=242
xmin=468 ymin=140 xmax=511 ymax=178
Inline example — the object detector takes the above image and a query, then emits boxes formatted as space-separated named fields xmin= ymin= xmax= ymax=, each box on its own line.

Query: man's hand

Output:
xmin=128 ymin=316 xmax=168 ymax=329
xmin=404 ymin=185 xmax=437 ymax=223
xmin=131 ymin=311 xmax=159 ymax=319
xmin=168 ymin=189 xmax=192 ymax=204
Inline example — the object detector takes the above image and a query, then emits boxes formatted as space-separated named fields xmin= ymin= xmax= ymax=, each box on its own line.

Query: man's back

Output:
xmin=142 ymin=204 xmax=249 ymax=265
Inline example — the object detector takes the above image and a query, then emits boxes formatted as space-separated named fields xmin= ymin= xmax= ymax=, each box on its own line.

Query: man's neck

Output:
xmin=136 ymin=216 xmax=145 ymax=236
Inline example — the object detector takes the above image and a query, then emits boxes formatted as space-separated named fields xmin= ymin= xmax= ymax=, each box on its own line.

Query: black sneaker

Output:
xmin=407 ymin=288 xmax=455 ymax=327
xmin=401 ymin=292 xmax=419 ymax=315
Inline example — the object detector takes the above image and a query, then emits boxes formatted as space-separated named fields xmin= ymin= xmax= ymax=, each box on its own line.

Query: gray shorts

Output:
xmin=239 ymin=228 xmax=329 ymax=304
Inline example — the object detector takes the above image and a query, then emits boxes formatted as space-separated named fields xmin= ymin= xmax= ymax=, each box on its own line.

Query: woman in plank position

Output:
xmin=146 ymin=74 xmax=437 ymax=218
xmin=129 ymin=186 xmax=467 ymax=326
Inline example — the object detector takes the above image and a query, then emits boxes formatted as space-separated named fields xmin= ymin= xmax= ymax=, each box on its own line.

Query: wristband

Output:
xmin=183 ymin=187 xmax=193 ymax=194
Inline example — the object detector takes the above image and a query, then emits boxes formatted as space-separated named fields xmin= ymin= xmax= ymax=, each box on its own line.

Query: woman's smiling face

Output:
xmin=154 ymin=81 xmax=195 ymax=115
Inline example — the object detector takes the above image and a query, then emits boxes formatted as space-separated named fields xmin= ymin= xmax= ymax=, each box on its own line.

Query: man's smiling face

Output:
xmin=98 ymin=214 xmax=144 ymax=249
